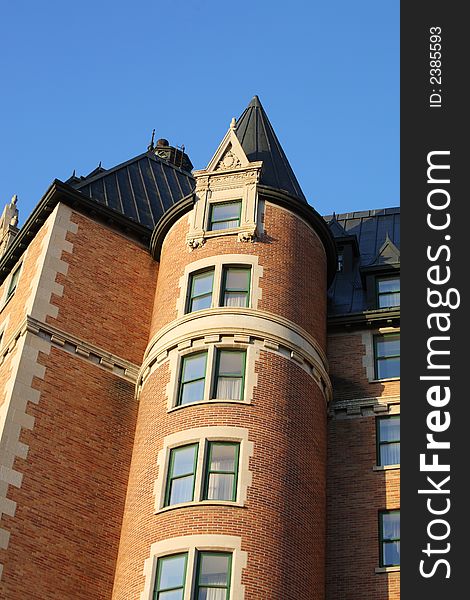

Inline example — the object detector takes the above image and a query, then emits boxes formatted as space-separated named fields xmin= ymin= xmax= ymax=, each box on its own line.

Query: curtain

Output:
xmin=381 ymin=442 xmax=400 ymax=465
xmin=224 ymin=292 xmax=247 ymax=307
xmin=216 ymin=377 xmax=241 ymax=400
xmin=207 ymin=474 xmax=234 ymax=501
xmin=170 ymin=475 xmax=194 ymax=504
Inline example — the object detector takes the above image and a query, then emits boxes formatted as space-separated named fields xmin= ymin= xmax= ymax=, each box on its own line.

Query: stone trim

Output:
xmin=144 ymin=307 xmax=329 ymax=377
xmin=140 ymin=534 xmax=247 ymax=600
xmin=329 ymin=395 xmax=400 ymax=419
xmin=375 ymin=566 xmax=400 ymax=574
xmin=176 ymin=254 xmax=263 ymax=318
xmin=361 ymin=326 xmax=400 ymax=382
xmin=141 ymin=328 xmax=331 ymax=404
xmin=154 ymin=426 xmax=254 ymax=512
xmin=1 ymin=316 xmax=139 ymax=384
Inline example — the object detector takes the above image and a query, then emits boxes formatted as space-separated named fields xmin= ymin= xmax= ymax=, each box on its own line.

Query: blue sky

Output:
xmin=0 ymin=1 xmax=398 ymax=225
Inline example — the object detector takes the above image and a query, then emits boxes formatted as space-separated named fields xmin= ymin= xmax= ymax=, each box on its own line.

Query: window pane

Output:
xmin=159 ymin=591 xmax=184 ymax=600
xmin=225 ymin=269 xmax=249 ymax=290
xmin=378 ymin=278 xmax=400 ymax=293
xmin=182 ymin=353 xmax=207 ymax=382
xmin=376 ymin=336 xmax=400 ymax=358
xmin=377 ymin=357 xmax=400 ymax=379
xmin=380 ymin=417 xmax=400 ymax=442
xmin=199 ymin=554 xmax=230 ymax=586
xmin=223 ymin=291 xmax=248 ymax=307
xmin=207 ymin=473 xmax=235 ymax=501
xmin=211 ymin=202 xmax=240 ymax=223
xmin=157 ymin=554 xmax=186 ymax=591
xmin=172 ymin=446 xmax=197 ymax=477
xmin=383 ymin=541 xmax=400 ymax=566
xmin=169 ymin=476 xmax=194 ymax=504
xmin=382 ymin=512 xmax=400 ymax=539
xmin=210 ymin=444 xmax=237 ymax=471
xmin=180 ymin=380 xmax=205 ymax=404
xmin=380 ymin=443 xmax=400 ymax=466
xmin=192 ymin=271 xmax=214 ymax=297
xmin=379 ymin=292 xmax=400 ymax=308
xmin=198 ymin=589 xmax=227 ymax=600
xmin=191 ymin=295 xmax=213 ymax=311
xmin=218 ymin=351 xmax=243 ymax=376
xmin=216 ymin=377 xmax=242 ymax=400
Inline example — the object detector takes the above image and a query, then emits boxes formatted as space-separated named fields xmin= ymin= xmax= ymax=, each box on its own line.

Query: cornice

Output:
xmin=0 ymin=180 xmax=152 ymax=285
xmin=327 ymin=307 xmax=400 ymax=329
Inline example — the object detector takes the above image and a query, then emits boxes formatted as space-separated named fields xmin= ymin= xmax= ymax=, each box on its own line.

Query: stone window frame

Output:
xmin=1 ymin=261 xmax=23 ymax=309
xmin=140 ymin=534 xmax=247 ymax=600
xmin=154 ymin=426 xmax=254 ymax=513
xmin=166 ymin=341 xmax=257 ymax=412
xmin=375 ymin=414 xmax=400 ymax=470
xmin=176 ymin=254 xmax=263 ymax=319
xmin=362 ymin=327 xmax=400 ymax=383
xmin=377 ymin=509 xmax=401 ymax=572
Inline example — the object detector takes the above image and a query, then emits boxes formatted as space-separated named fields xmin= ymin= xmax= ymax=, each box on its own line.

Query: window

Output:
xmin=153 ymin=552 xmax=232 ymax=600
xmin=187 ymin=269 xmax=214 ymax=312
xmin=209 ymin=201 xmax=241 ymax=231
xmin=374 ymin=333 xmax=400 ymax=379
xmin=6 ymin=264 xmax=21 ymax=300
xmin=337 ymin=253 xmax=344 ymax=272
xmin=214 ymin=350 xmax=246 ymax=400
xmin=377 ymin=277 xmax=400 ymax=308
xmin=203 ymin=443 xmax=240 ymax=501
xmin=377 ymin=416 xmax=400 ymax=466
xmin=165 ymin=444 xmax=198 ymax=506
xmin=195 ymin=552 xmax=232 ymax=599
xmin=178 ymin=352 xmax=207 ymax=406
xmin=154 ymin=553 xmax=187 ymax=599
xmin=221 ymin=267 xmax=250 ymax=307
xmin=379 ymin=510 xmax=400 ymax=567
xmin=163 ymin=440 xmax=241 ymax=508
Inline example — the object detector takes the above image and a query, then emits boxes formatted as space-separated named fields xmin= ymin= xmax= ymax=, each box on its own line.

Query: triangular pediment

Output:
xmin=376 ymin=233 xmax=400 ymax=265
xmin=206 ymin=122 xmax=251 ymax=172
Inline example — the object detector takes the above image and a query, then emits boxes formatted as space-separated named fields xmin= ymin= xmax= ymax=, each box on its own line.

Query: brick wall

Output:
xmin=113 ymin=352 xmax=326 ymax=600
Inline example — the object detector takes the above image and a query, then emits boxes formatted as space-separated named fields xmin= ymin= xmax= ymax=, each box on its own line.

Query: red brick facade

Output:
xmin=0 ymin=175 xmax=399 ymax=598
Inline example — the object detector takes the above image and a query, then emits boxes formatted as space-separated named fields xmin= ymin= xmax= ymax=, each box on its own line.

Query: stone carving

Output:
xmin=215 ymin=148 xmax=242 ymax=171
xmin=187 ymin=236 xmax=205 ymax=249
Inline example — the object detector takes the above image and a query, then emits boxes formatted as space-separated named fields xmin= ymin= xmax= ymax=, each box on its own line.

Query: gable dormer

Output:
xmin=327 ymin=214 xmax=359 ymax=274
xmin=186 ymin=116 xmax=263 ymax=249
xmin=361 ymin=233 xmax=400 ymax=310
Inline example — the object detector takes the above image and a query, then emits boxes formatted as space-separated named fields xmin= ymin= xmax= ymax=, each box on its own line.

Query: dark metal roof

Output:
xmin=70 ymin=151 xmax=195 ymax=229
xmin=236 ymin=96 xmax=306 ymax=203
xmin=325 ymin=207 xmax=400 ymax=315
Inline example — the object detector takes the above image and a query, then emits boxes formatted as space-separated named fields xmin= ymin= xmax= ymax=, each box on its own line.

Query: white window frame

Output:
xmin=141 ymin=534 xmax=247 ymax=600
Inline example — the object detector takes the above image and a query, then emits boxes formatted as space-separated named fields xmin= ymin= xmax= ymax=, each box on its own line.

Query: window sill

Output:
xmin=169 ymin=398 xmax=250 ymax=413
xmin=373 ymin=464 xmax=400 ymax=471
xmin=375 ymin=566 xmax=400 ymax=574
xmin=370 ymin=377 xmax=400 ymax=383
xmin=156 ymin=500 xmax=245 ymax=514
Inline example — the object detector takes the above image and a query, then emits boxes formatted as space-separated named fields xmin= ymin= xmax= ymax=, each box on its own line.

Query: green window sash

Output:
xmin=187 ymin=269 xmax=214 ymax=313
xmin=195 ymin=552 xmax=232 ymax=600
xmin=154 ymin=553 xmax=188 ymax=600
xmin=203 ymin=442 xmax=240 ymax=501
xmin=377 ymin=277 xmax=400 ymax=308
xmin=379 ymin=510 xmax=400 ymax=567
xmin=164 ymin=444 xmax=198 ymax=506
xmin=178 ymin=352 xmax=208 ymax=406
xmin=213 ymin=350 xmax=246 ymax=400
xmin=374 ymin=334 xmax=400 ymax=379
xmin=209 ymin=201 xmax=241 ymax=231
xmin=221 ymin=267 xmax=251 ymax=308
xmin=377 ymin=415 xmax=400 ymax=466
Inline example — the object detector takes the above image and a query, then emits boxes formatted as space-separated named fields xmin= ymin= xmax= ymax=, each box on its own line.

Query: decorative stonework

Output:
xmin=186 ymin=120 xmax=263 ymax=250
xmin=329 ymin=395 xmax=400 ymax=419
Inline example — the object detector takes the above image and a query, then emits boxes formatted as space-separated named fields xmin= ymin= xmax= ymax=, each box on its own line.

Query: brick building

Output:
xmin=0 ymin=96 xmax=399 ymax=599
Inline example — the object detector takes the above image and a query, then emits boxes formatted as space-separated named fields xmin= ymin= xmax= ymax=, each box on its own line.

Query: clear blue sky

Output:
xmin=0 ymin=1 xmax=399 ymax=225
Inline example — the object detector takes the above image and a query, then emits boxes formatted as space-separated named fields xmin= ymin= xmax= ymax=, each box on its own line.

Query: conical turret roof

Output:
xmin=235 ymin=96 xmax=306 ymax=202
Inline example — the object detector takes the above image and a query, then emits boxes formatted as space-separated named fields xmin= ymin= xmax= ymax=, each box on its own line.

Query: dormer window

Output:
xmin=377 ymin=277 xmax=400 ymax=308
xmin=209 ymin=201 xmax=241 ymax=231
